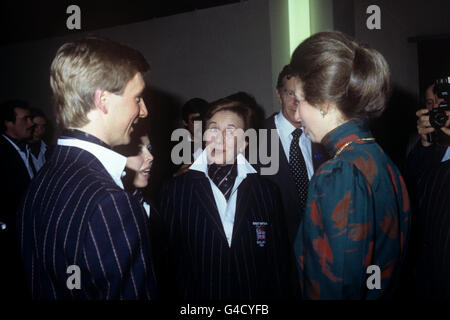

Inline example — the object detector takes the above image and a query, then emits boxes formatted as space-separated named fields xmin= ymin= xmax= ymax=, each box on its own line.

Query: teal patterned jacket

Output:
xmin=293 ymin=119 xmax=410 ymax=299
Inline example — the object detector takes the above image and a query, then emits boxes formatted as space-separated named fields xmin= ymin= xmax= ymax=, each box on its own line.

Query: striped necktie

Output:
xmin=208 ymin=163 xmax=238 ymax=200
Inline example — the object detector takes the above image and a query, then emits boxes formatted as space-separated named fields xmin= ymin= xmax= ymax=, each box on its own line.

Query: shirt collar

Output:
xmin=61 ymin=129 xmax=112 ymax=150
xmin=190 ymin=149 xmax=256 ymax=178
xmin=275 ymin=111 xmax=296 ymax=140
xmin=2 ymin=133 xmax=28 ymax=153
xmin=321 ymin=119 xmax=373 ymax=157
xmin=57 ymin=137 xmax=127 ymax=189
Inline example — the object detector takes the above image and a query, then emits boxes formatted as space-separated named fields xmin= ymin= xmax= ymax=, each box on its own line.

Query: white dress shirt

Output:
xmin=274 ymin=112 xmax=314 ymax=179
xmin=30 ymin=140 xmax=47 ymax=172
xmin=57 ymin=138 xmax=127 ymax=189
xmin=441 ymin=146 xmax=450 ymax=162
xmin=57 ymin=138 xmax=151 ymax=217
xmin=189 ymin=150 xmax=257 ymax=247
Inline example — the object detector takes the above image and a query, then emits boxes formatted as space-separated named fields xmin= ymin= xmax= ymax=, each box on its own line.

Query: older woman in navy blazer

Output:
xmin=159 ymin=97 xmax=293 ymax=300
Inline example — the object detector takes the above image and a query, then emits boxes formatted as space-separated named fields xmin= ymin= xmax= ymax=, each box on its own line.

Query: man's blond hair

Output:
xmin=50 ymin=36 xmax=149 ymax=129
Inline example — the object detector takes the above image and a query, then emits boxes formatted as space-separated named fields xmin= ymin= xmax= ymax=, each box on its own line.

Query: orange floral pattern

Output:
xmin=294 ymin=120 xmax=410 ymax=299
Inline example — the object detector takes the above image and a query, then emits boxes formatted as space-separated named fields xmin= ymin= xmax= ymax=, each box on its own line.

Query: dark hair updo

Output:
xmin=290 ymin=31 xmax=391 ymax=119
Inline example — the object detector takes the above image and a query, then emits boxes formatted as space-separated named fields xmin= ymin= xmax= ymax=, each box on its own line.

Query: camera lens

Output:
xmin=429 ymin=108 xmax=448 ymax=128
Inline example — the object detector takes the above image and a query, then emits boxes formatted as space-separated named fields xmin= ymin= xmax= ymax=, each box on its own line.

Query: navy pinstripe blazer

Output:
xmin=17 ymin=144 xmax=157 ymax=300
xmin=158 ymin=170 xmax=293 ymax=300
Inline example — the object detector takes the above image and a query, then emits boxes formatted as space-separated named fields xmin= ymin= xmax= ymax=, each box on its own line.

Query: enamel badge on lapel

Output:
xmin=252 ymin=222 xmax=268 ymax=247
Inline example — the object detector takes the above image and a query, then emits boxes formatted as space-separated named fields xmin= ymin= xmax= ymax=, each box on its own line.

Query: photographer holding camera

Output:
xmin=405 ymin=77 xmax=450 ymax=298
xmin=407 ymin=79 xmax=450 ymax=180
xmin=417 ymin=79 xmax=450 ymax=148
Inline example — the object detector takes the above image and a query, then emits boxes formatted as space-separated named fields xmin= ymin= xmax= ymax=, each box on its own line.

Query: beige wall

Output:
xmin=0 ymin=1 xmax=279 ymax=132
xmin=353 ymin=0 xmax=450 ymax=99
xmin=3 ymin=0 xmax=445 ymax=133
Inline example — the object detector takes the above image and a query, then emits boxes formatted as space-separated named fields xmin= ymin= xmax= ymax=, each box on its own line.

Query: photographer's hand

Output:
xmin=440 ymin=110 xmax=450 ymax=136
xmin=416 ymin=108 xmax=434 ymax=147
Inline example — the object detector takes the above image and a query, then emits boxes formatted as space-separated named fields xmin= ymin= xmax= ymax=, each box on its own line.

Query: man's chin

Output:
xmin=113 ymin=136 xmax=131 ymax=148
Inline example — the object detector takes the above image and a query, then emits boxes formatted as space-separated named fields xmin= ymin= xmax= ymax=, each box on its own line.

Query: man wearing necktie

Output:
xmin=256 ymin=66 xmax=329 ymax=298
xmin=17 ymin=37 xmax=157 ymax=300
xmin=257 ymin=65 xmax=328 ymax=246
xmin=0 ymin=100 xmax=35 ymax=299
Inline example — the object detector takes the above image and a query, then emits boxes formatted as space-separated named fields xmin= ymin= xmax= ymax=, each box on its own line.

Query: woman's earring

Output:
xmin=320 ymin=108 xmax=326 ymax=118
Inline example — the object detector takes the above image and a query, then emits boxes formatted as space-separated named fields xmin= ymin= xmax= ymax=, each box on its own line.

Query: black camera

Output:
xmin=427 ymin=77 xmax=450 ymax=146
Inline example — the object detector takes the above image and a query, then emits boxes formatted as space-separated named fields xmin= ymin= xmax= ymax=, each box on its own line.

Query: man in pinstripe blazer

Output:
xmin=17 ymin=37 xmax=157 ymax=300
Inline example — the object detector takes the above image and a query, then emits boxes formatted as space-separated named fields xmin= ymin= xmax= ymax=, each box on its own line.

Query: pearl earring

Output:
xmin=320 ymin=108 xmax=326 ymax=118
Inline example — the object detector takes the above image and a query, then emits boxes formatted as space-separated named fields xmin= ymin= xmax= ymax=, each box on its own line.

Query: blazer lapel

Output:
xmin=192 ymin=173 xmax=228 ymax=243
xmin=1 ymin=136 xmax=31 ymax=183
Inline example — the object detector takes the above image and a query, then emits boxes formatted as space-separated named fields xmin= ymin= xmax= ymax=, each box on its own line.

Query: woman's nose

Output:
xmin=214 ymin=132 xmax=224 ymax=145
xmin=139 ymin=99 xmax=148 ymax=118
xmin=144 ymin=148 xmax=153 ymax=162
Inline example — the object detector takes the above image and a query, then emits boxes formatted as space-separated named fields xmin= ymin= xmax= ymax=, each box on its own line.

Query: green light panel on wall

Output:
xmin=288 ymin=0 xmax=311 ymax=55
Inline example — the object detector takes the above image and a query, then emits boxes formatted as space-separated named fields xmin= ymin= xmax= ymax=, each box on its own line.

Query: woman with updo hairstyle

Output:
xmin=290 ymin=31 xmax=410 ymax=299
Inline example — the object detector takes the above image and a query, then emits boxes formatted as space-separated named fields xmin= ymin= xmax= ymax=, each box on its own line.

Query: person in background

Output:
xmin=291 ymin=31 xmax=410 ymax=299
xmin=172 ymin=97 xmax=209 ymax=177
xmin=0 ymin=99 xmax=34 ymax=299
xmin=182 ymin=98 xmax=209 ymax=144
xmin=28 ymin=108 xmax=50 ymax=172
xmin=401 ymin=81 xmax=450 ymax=298
xmin=118 ymin=128 xmax=169 ymax=300
xmin=0 ymin=100 xmax=34 ymax=231
xmin=405 ymin=82 xmax=447 ymax=157
xmin=406 ymin=82 xmax=450 ymax=179
xmin=405 ymin=78 xmax=450 ymax=298
xmin=257 ymin=65 xmax=328 ymax=246
xmin=117 ymin=127 xmax=154 ymax=217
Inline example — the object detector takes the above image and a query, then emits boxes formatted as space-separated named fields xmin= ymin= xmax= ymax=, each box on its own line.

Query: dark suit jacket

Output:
xmin=256 ymin=114 xmax=328 ymax=245
xmin=0 ymin=135 xmax=31 ymax=232
xmin=414 ymin=158 xmax=450 ymax=298
xmin=0 ymin=135 xmax=32 ymax=299
xmin=158 ymin=170 xmax=292 ymax=300
xmin=17 ymin=144 xmax=157 ymax=300
xmin=403 ymin=142 xmax=448 ymax=285
xmin=405 ymin=141 xmax=447 ymax=181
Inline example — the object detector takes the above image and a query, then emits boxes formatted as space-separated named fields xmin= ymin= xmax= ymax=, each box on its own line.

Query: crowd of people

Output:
xmin=0 ymin=31 xmax=449 ymax=300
